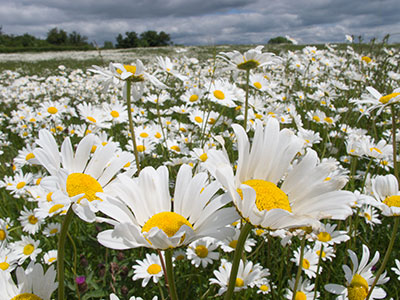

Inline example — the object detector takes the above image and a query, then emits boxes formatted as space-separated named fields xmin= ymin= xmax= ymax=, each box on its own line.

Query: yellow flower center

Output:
xmin=317 ymin=232 xmax=332 ymax=242
xmin=235 ymin=277 xmax=244 ymax=287
xmin=49 ymin=257 xmax=57 ymax=263
xmin=237 ymin=59 xmax=260 ymax=70
xmin=253 ymin=82 xmax=262 ymax=89
xmin=147 ymin=263 xmax=162 ymax=275
xmin=0 ymin=261 xmax=9 ymax=270
xmin=260 ymin=284 xmax=269 ymax=292
xmin=361 ymin=56 xmax=371 ymax=63
xmin=194 ymin=116 xmax=203 ymax=123
xmin=324 ymin=117 xmax=333 ymax=124
xmin=238 ymin=179 xmax=291 ymax=212
xmin=110 ymin=110 xmax=120 ymax=118
xmin=229 ymin=240 xmax=238 ymax=249
xmin=46 ymin=192 xmax=53 ymax=202
xmin=348 ymin=274 xmax=369 ymax=300
xmin=313 ymin=116 xmax=320 ymax=122
xmin=189 ymin=94 xmax=199 ymax=102
xmin=195 ymin=245 xmax=209 ymax=258
xmin=17 ymin=182 xmax=26 ymax=189
xmin=25 ymin=153 xmax=35 ymax=161
xmin=213 ymin=90 xmax=225 ymax=100
xmin=170 ymin=145 xmax=181 ymax=152
xmin=316 ymin=250 xmax=326 ymax=258
xmin=137 ymin=145 xmax=146 ymax=152
xmin=369 ymin=147 xmax=382 ymax=154
xmin=383 ymin=195 xmax=400 ymax=207
xmin=364 ymin=212 xmax=372 ymax=221
xmin=11 ymin=293 xmax=42 ymax=300
xmin=140 ymin=132 xmax=149 ymax=138
xmin=141 ymin=211 xmax=193 ymax=238
xmin=155 ymin=132 xmax=162 ymax=139
xmin=199 ymin=153 xmax=208 ymax=162
xmin=47 ymin=107 xmax=58 ymax=114
xmin=255 ymin=229 xmax=265 ymax=236
xmin=302 ymin=258 xmax=310 ymax=269
xmin=294 ymin=291 xmax=307 ymax=300
xmin=87 ymin=116 xmax=97 ymax=123
xmin=66 ymin=173 xmax=103 ymax=203
xmin=49 ymin=204 xmax=64 ymax=214
xmin=0 ymin=229 xmax=6 ymax=240
xmin=379 ymin=92 xmax=400 ymax=104
xmin=23 ymin=244 xmax=34 ymax=255
xmin=28 ymin=215 xmax=38 ymax=225
xmin=50 ymin=228 xmax=59 ymax=235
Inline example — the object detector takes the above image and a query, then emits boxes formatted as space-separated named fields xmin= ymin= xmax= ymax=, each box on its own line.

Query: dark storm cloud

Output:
xmin=1 ymin=0 xmax=399 ymax=45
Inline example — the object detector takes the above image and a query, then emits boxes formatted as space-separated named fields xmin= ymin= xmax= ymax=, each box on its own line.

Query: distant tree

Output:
xmin=116 ymin=31 xmax=140 ymax=48
xmin=268 ymin=36 xmax=293 ymax=44
xmin=140 ymin=30 xmax=160 ymax=47
xmin=157 ymin=31 xmax=172 ymax=46
xmin=68 ymin=31 xmax=88 ymax=46
xmin=46 ymin=28 xmax=68 ymax=45
xmin=103 ymin=41 xmax=114 ymax=49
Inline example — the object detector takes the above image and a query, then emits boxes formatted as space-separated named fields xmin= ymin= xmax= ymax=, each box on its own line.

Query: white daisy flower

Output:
xmin=391 ymin=259 xmax=400 ymax=280
xmin=370 ymin=174 xmax=400 ymax=216
xmin=312 ymin=223 xmax=350 ymax=245
xmin=286 ymin=277 xmax=318 ymax=299
xmin=186 ymin=237 xmax=220 ymax=268
xmin=292 ymin=246 xmax=320 ymax=279
xmin=132 ymin=253 xmax=164 ymax=287
xmin=43 ymin=250 xmax=57 ymax=265
xmin=18 ymin=207 xmax=44 ymax=235
xmin=11 ymin=236 xmax=42 ymax=265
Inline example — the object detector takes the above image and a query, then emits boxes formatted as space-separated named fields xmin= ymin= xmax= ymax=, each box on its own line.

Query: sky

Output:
xmin=1 ymin=0 xmax=400 ymax=46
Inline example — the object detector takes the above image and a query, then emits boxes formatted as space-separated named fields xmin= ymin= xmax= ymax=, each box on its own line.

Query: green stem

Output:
xmin=67 ymin=232 xmax=80 ymax=300
xmin=125 ymin=81 xmax=141 ymax=173
xmin=156 ymin=99 xmax=169 ymax=159
xmin=243 ymin=69 xmax=250 ymax=131
xmin=165 ymin=249 xmax=178 ymax=300
xmin=366 ymin=217 xmax=399 ymax=300
xmin=224 ymin=222 xmax=253 ymax=300
xmin=292 ymin=236 xmax=306 ymax=300
xmin=313 ymin=244 xmax=324 ymax=300
xmin=391 ymin=105 xmax=399 ymax=181
xmin=57 ymin=206 xmax=75 ymax=300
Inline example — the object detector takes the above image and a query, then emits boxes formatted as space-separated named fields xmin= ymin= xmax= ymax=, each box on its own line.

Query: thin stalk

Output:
xmin=67 ymin=232 xmax=81 ymax=300
xmin=156 ymin=99 xmax=170 ymax=159
xmin=243 ymin=69 xmax=250 ymax=131
xmin=313 ymin=244 xmax=324 ymax=300
xmin=224 ymin=222 xmax=253 ymax=300
xmin=366 ymin=217 xmax=399 ymax=300
xmin=57 ymin=206 xmax=75 ymax=300
xmin=391 ymin=105 xmax=399 ymax=181
xmin=165 ymin=249 xmax=179 ymax=300
xmin=292 ymin=236 xmax=306 ymax=300
xmin=125 ymin=81 xmax=141 ymax=173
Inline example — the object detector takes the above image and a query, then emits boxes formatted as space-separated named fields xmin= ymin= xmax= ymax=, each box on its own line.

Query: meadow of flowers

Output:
xmin=0 ymin=41 xmax=399 ymax=300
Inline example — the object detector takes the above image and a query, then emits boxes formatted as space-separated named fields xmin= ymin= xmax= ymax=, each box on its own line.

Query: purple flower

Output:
xmin=75 ymin=276 xmax=86 ymax=285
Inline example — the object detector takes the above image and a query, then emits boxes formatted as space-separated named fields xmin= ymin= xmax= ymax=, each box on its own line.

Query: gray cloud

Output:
xmin=1 ymin=0 xmax=399 ymax=46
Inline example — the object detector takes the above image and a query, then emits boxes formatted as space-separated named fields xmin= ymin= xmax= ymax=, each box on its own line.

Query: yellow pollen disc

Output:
xmin=50 ymin=228 xmax=58 ymax=234
xmin=101 ymin=142 xmax=107 ymax=146
xmin=237 ymin=59 xmax=260 ymax=70
xmin=255 ymin=229 xmax=265 ymax=236
xmin=49 ymin=257 xmax=57 ymax=263
xmin=11 ymin=293 xmax=42 ymax=300
xmin=28 ymin=215 xmax=38 ymax=225
xmin=316 ymin=250 xmax=326 ymax=258
xmin=124 ymin=162 xmax=131 ymax=168
xmin=383 ymin=195 xmax=400 ymax=208
xmin=171 ymin=145 xmax=181 ymax=152
xmin=348 ymin=274 xmax=369 ymax=300
xmin=369 ymin=147 xmax=382 ymax=154
xmin=324 ymin=117 xmax=333 ymax=124
xmin=253 ymin=82 xmax=262 ymax=89
xmin=0 ymin=229 xmax=6 ymax=240
xmin=0 ymin=261 xmax=9 ymax=270
xmin=361 ymin=56 xmax=371 ymax=63
xmin=147 ymin=263 xmax=162 ymax=275
xmin=229 ymin=240 xmax=238 ymax=249
xmin=87 ymin=116 xmax=97 ymax=123
xmin=36 ymin=178 xmax=42 ymax=185
xmin=46 ymin=192 xmax=53 ymax=202
xmin=176 ymin=255 xmax=185 ymax=261
xmin=213 ymin=90 xmax=225 ymax=100
xmin=294 ymin=291 xmax=307 ymax=300
xmin=141 ymin=211 xmax=193 ymax=238
xmin=260 ymin=284 xmax=269 ymax=292
xmin=364 ymin=212 xmax=372 ymax=221
xmin=189 ymin=94 xmax=199 ymax=102
xmin=140 ymin=132 xmax=149 ymax=138
xmin=66 ymin=173 xmax=103 ymax=203
xmin=313 ymin=116 xmax=320 ymax=122
xmin=110 ymin=110 xmax=120 ymax=118
xmin=29 ymin=118 xmax=36 ymax=122
xmin=194 ymin=116 xmax=203 ymax=123
xmin=137 ymin=145 xmax=146 ymax=152
xmin=25 ymin=153 xmax=35 ymax=160
xmin=235 ymin=278 xmax=244 ymax=287
xmin=23 ymin=244 xmax=34 ymax=255
xmin=255 ymin=113 xmax=263 ymax=119
xmin=47 ymin=107 xmax=58 ymax=114
xmin=302 ymin=258 xmax=310 ymax=269
xmin=56 ymin=126 xmax=63 ymax=131
xmin=317 ymin=232 xmax=332 ymax=242
xmin=208 ymin=118 xmax=216 ymax=124
xmin=238 ymin=179 xmax=291 ymax=212
xmin=117 ymin=64 xmax=137 ymax=75
xmin=195 ymin=245 xmax=209 ymax=258
xmin=199 ymin=153 xmax=208 ymax=162
xmin=155 ymin=132 xmax=162 ymax=139
xmin=379 ymin=92 xmax=400 ymax=104
xmin=17 ymin=182 xmax=26 ymax=189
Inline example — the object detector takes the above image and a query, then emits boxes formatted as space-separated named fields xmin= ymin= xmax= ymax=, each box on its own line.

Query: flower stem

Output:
xmin=292 ymin=236 xmax=306 ymax=300
xmin=391 ymin=104 xmax=399 ymax=182
xmin=165 ymin=249 xmax=179 ymax=300
xmin=243 ymin=69 xmax=250 ymax=131
xmin=224 ymin=222 xmax=253 ymax=300
xmin=366 ymin=216 xmax=399 ymax=300
xmin=57 ymin=206 xmax=74 ymax=300
xmin=125 ymin=81 xmax=141 ymax=173
xmin=313 ymin=244 xmax=324 ymax=300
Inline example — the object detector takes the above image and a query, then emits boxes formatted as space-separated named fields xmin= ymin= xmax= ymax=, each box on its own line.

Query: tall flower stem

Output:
xmin=156 ymin=99 xmax=170 ymax=159
xmin=366 ymin=216 xmax=399 ymax=300
xmin=391 ymin=104 xmax=399 ymax=181
xmin=125 ymin=81 xmax=141 ymax=173
xmin=292 ymin=236 xmax=306 ymax=300
xmin=224 ymin=222 xmax=253 ymax=300
xmin=313 ymin=244 xmax=324 ymax=300
xmin=165 ymin=249 xmax=179 ymax=300
xmin=243 ymin=69 xmax=250 ymax=131
xmin=57 ymin=206 xmax=74 ymax=300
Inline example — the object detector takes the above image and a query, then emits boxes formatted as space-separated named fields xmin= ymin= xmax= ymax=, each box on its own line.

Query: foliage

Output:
xmin=268 ymin=36 xmax=293 ymax=44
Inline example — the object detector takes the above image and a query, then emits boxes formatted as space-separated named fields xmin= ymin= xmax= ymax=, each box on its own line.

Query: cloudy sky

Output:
xmin=1 ymin=0 xmax=400 ymax=46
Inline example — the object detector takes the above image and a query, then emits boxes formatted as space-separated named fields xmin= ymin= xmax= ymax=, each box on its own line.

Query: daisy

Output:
xmin=102 ymin=102 xmax=128 ymax=124
xmin=311 ymin=223 xmax=350 ymax=245
xmin=391 ymin=259 xmax=400 ymax=280
xmin=0 ymin=246 xmax=18 ymax=272
xmin=0 ymin=219 xmax=10 ymax=247
xmin=218 ymin=226 xmax=256 ymax=253
xmin=97 ymin=164 xmax=238 ymax=250
xmin=370 ymin=174 xmax=400 ymax=216
xmin=18 ymin=207 xmax=44 ymax=235
xmin=43 ymin=250 xmax=57 ymax=265
xmin=208 ymin=79 xmax=238 ymax=108
xmin=180 ymin=87 xmax=204 ymax=105
xmin=325 ymin=244 xmax=388 ymax=299
xmin=132 ymin=253 xmax=164 ymax=287
xmin=32 ymin=129 xmax=132 ymax=222
xmin=205 ymin=118 xmax=355 ymax=231
xmin=285 ymin=277 xmax=318 ymax=299
xmin=359 ymin=205 xmax=381 ymax=228
xmin=10 ymin=236 xmax=42 ymax=265
xmin=292 ymin=246 xmax=320 ymax=279
xmin=351 ymin=87 xmax=400 ymax=115
xmin=0 ymin=262 xmax=58 ymax=300
xmin=186 ymin=237 xmax=220 ymax=268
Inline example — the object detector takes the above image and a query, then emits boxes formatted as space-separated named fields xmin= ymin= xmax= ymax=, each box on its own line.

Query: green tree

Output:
xmin=68 ymin=31 xmax=88 ymax=46
xmin=268 ymin=36 xmax=292 ymax=44
xmin=116 ymin=31 xmax=139 ymax=48
xmin=46 ymin=28 xmax=68 ymax=45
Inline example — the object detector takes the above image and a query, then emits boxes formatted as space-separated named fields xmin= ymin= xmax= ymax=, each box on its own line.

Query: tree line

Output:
xmin=0 ymin=26 xmax=172 ymax=51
